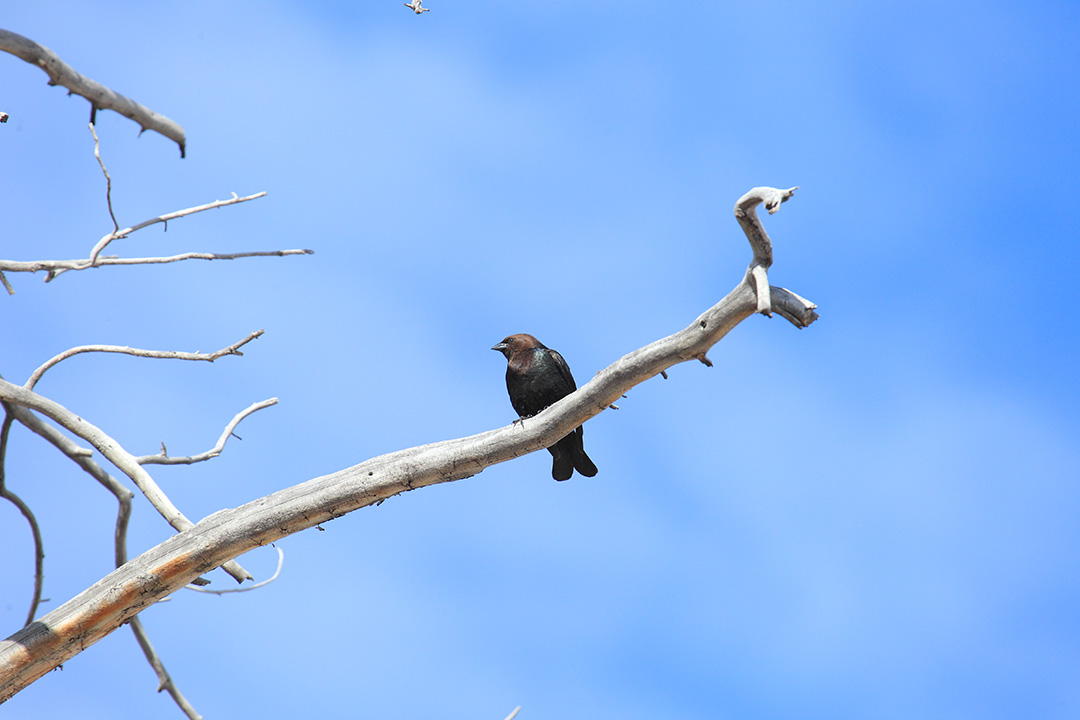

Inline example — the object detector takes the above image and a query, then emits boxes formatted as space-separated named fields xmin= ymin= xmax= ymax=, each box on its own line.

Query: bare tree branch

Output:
xmin=0 ymin=191 xmax=315 ymax=291
xmin=768 ymin=286 xmax=817 ymax=328
xmin=0 ymin=186 xmax=817 ymax=701
xmin=6 ymin=249 xmax=314 ymax=284
xmin=109 ymin=480 xmax=201 ymax=718
xmin=3 ymin=393 xmax=209 ymax=718
xmin=0 ymin=380 xmax=252 ymax=584
xmin=5 ymin=397 xmax=201 ymax=718
xmin=185 ymin=546 xmax=284 ymax=595
xmin=0 ymin=28 xmax=186 ymax=156
xmin=85 ymin=192 xmax=269 ymax=267
xmin=137 ymin=399 xmax=279 ymax=466
xmin=735 ymin=185 xmax=798 ymax=316
xmin=1 ymin=48 xmax=275 ymax=708
xmin=6 ymin=396 xmax=128 ymax=498
xmin=26 ymin=330 xmax=265 ymax=390
xmin=504 ymin=706 xmax=521 ymax=720
xmin=128 ymin=617 xmax=202 ymax=720
xmin=0 ymin=402 xmax=45 ymax=627
xmin=89 ymin=123 xmax=120 ymax=232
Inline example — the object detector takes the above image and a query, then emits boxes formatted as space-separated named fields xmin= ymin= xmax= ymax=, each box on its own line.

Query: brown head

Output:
xmin=491 ymin=333 xmax=545 ymax=359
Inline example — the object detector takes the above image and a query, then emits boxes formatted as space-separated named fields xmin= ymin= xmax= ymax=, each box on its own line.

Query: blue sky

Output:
xmin=2 ymin=1 xmax=1078 ymax=718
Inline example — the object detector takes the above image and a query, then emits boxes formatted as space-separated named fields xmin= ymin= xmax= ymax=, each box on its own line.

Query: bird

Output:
xmin=492 ymin=334 xmax=598 ymax=481
xmin=404 ymin=0 xmax=429 ymax=13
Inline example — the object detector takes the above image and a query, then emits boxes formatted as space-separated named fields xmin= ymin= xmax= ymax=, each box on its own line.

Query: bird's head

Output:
xmin=492 ymin=333 xmax=543 ymax=359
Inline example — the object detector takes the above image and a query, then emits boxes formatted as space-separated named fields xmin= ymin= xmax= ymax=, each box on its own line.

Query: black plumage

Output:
xmin=492 ymin=333 xmax=598 ymax=481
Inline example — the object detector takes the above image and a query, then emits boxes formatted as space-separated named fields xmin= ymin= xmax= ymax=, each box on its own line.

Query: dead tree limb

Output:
xmin=136 ymin=399 xmax=279 ymax=466
xmin=0 ymin=380 xmax=253 ymax=584
xmin=0 ymin=191 xmax=315 ymax=293
xmin=0 ymin=249 xmax=314 ymax=288
xmin=0 ymin=28 xmax=186 ymax=156
xmin=4 ymin=389 xmax=201 ymax=719
xmin=0 ymin=186 xmax=817 ymax=703
xmin=0 ymin=402 xmax=45 ymax=628
xmin=84 ymin=192 xmax=270 ymax=268
xmin=185 ymin=546 xmax=284 ymax=595
xmin=0 ymin=122 xmax=310 ymax=296
xmin=26 ymin=330 xmax=265 ymax=390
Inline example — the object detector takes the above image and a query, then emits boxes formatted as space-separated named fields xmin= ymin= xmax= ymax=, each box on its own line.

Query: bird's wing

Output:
xmin=548 ymin=349 xmax=578 ymax=393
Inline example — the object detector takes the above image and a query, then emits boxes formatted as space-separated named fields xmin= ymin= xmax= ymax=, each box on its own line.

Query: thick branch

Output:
xmin=768 ymin=286 xmax=818 ymax=328
xmin=0 ymin=28 xmax=186 ymax=156
xmin=0 ymin=186 xmax=817 ymax=700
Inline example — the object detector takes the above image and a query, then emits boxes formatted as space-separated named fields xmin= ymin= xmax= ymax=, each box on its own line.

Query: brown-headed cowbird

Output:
xmin=492 ymin=333 xmax=598 ymax=481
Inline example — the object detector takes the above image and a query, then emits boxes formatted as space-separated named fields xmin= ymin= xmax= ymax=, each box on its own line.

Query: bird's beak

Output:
xmin=491 ymin=342 xmax=508 ymax=356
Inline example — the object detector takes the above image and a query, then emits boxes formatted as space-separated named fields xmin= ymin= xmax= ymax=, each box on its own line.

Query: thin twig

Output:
xmin=186 ymin=546 xmax=284 ymax=595
xmin=89 ymin=123 xmax=119 ymax=233
xmin=0 ymin=247 xmax=314 ymax=284
xmin=27 ymin=330 xmax=265 ymax=390
xmin=48 ymin=249 xmax=314 ymax=280
xmin=88 ymin=192 xmax=267 ymax=266
xmin=0 ymin=270 xmax=13 ymax=296
xmin=128 ymin=617 xmax=202 ymax=719
xmin=0 ymin=401 xmax=45 ymax=627
xmin=504 ymin=706 xmax=522 ymax=720
xmin=137 ymin=399 xmax=278 ymax=466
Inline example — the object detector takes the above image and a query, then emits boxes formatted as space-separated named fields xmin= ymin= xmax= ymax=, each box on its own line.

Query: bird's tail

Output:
xmin=572 ymin=447 xmax=598 ymax=478
xmin=549 ymin=428 xmax=598 ymax=481
xmin=551 ymin=447 xmax=574 ymax=482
